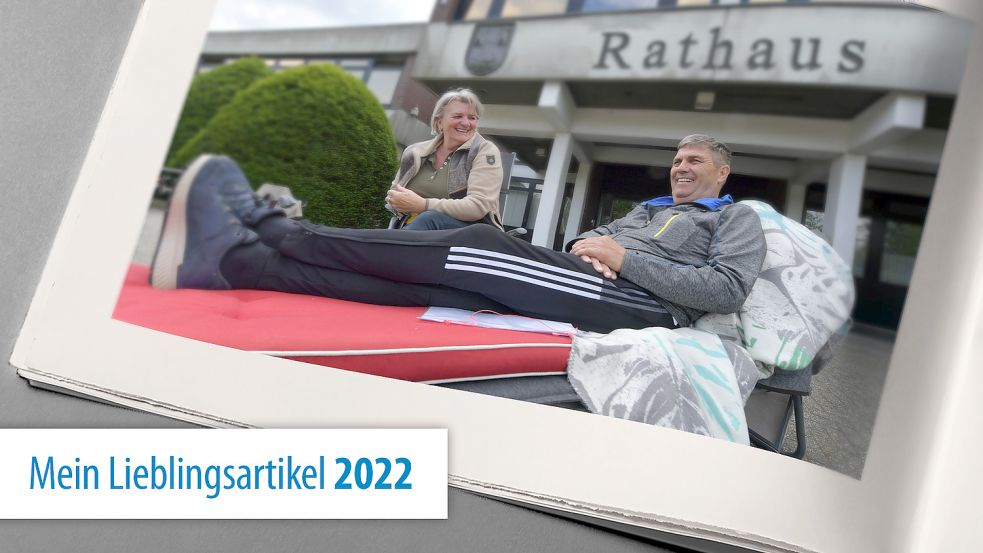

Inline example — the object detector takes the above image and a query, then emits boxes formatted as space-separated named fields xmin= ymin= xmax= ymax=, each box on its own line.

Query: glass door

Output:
xmin=804 ymin=187 xmax=928 ymax=329
xmin=852 ymin=194 xmax=927 ymax=328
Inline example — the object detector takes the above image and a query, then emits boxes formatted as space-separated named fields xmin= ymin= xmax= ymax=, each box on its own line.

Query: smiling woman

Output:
xmin=385 ymin=88 xmax=505 ymax=231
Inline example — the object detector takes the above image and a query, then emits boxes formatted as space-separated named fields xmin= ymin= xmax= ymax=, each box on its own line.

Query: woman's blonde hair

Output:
xmin=431 ymin=88 xmax=483 ymax=135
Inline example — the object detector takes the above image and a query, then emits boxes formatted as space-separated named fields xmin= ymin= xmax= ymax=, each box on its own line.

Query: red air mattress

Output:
xmin=113 ymin=265 xmax=572 ymax=383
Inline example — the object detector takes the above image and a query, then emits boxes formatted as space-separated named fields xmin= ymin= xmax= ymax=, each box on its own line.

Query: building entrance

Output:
xmin=806 ymin=186 xmax=928 ymax=329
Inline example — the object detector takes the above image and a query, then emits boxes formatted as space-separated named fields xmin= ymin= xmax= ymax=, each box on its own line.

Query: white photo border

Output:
xmin=10 ymin=1 xmax=983 ymax=551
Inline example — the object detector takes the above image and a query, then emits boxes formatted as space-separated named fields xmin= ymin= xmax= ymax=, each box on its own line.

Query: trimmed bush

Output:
xmin=173 ymin=63 xmax=398 ymax=228
xmin=165 ymin=57 xmax=272 ymax=167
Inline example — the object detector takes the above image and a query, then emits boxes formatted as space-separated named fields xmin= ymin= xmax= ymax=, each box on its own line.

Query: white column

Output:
xmin=784 ymin=182 xmax=807 ymax=223
xmin=563 ymin=161 xmax=593 ymax=246
xmin=531 ymin=132 xmax=573 ymax=247
xmin=824 ymin=153 xmax=867 ymax=267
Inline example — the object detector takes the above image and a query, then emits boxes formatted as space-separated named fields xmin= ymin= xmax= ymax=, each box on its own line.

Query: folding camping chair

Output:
xmin=745 ymin=369 xmax=812 ymax=459
xmin=440 ymin=321 xmax=850 ymax=459
xmin=443 ymin=369 xmax=816 ymax=458
xmin=731 ymin=323 xmax=848 ymax=458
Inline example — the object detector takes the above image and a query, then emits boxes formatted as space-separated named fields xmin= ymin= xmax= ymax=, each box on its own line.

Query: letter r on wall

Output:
xmin=594 ymin=32 xmax=631 ymax=69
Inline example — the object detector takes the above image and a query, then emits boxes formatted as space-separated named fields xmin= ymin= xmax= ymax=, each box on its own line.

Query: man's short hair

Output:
xmin=431 ymin=88 xmax=484 ymax=135
xmin=678 ymin=134 xmax=732 ymax=167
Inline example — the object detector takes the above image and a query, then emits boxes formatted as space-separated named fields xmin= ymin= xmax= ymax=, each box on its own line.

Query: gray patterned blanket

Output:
xmin=567 ymin=201 xmax=855 ymax=444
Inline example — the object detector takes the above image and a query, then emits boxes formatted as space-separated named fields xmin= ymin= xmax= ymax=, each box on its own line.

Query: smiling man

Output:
xmin=568 ymin=134 xmax=763 ymax=328
xmin=151 ymin=134 xmax=764 ymax=333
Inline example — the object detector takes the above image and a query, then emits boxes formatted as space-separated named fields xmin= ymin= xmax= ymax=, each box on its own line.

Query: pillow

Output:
xmin=694 ymin=201 xmax=855 ymax=371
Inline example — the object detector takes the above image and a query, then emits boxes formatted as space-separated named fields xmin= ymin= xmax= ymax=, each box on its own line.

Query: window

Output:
xmin=366 ymin=67 xmax=402 ymax=106
xmin=502 ymin=178 xmax=543 ymax=230
xmin=456 ymin=0 xmax=825 ymax=20
xmin=501 ymin=0 xmax=568 ymax=18
xmin=853 ymin=216 xmax=871 ymax=278
xmin=275 ymin=58 xmax=305 ymax=70
xmin=879 ymin=221 xmax=922 ymax=286
xmin=582 ymin=0 xmax=660 ymax=12
xmin=339 ymin=58 xmax=372 ymax=68
xmin=464 ymin=0 xmax=494 ymax=20
xmin=595 ymin=195 xmax=639 ymax=227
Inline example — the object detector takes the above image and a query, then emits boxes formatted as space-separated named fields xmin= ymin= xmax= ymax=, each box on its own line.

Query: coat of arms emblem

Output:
xmin=465 ymin=23 xmax=515 ymax=76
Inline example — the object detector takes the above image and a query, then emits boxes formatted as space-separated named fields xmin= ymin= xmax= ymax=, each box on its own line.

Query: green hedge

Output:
xmin=172 ymin=63 xmax=398 ymax=228
xmin=165 ymin=57 xmax=272 ymax=167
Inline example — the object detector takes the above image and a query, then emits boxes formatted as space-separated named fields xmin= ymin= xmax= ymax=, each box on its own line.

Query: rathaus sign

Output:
xmin=428 ymin=7 xmax=969 ymax=95
xmin=593 ymin=28 xmax=865 ymax=74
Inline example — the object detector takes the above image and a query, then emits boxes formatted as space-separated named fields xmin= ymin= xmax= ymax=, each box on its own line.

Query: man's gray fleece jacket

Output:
xmin=571 ymin=202 xmax=766 ymax=327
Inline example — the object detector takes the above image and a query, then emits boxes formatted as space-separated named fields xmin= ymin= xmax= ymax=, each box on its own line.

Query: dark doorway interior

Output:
xmin=806 ymin=186 xmax=929 ymax=329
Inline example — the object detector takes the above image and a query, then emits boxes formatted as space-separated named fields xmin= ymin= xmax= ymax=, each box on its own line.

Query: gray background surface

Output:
xmin=0 ymin=2 xmax=675 ymax=551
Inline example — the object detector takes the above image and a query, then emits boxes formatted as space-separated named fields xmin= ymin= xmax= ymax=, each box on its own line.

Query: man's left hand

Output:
xmin=570 ymin=236 xmax=626 ymax=273
xmin=387 ymin=184 xmax=427 ymax=214
xmin=579 ymin=255 xmax=618 ymax=280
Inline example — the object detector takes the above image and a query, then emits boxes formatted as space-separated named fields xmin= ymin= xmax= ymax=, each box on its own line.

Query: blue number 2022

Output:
xmin=335 ymin=457 xmax=412 ymax=490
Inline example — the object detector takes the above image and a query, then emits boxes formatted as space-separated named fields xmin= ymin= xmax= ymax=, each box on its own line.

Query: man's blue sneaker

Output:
xmin=151 ymin=155 xmax=259 ymax=289
xmin=187 ymin=154 xmax=283 ymax=226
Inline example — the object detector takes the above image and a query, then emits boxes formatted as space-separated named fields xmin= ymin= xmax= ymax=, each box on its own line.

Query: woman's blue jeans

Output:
xmin=402 ymin=210 xmax=471 ymax=231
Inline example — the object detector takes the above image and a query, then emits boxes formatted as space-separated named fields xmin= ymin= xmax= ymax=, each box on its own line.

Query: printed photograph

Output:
xmin=115 ymin=0 xmax=973 ymax=479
